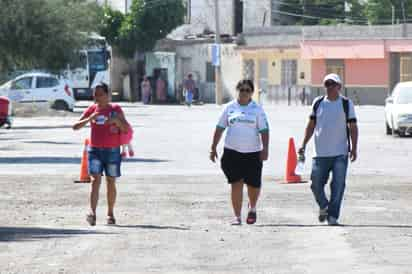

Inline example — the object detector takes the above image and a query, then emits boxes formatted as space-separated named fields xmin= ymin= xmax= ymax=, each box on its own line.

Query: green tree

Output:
xmin=101 ymin=0 xmax=185 ymax=58
xmin=0 ymin=0 xmax=101 ymax=72
xmin=366 ymin=0 xmax=412 ymax=24
xmin=345 ymin=0 xmax=367 ymax=24
xmin=98 ymin=6 xmax=125 ymax=47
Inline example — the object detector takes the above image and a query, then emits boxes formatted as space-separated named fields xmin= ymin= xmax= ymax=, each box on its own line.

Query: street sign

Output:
xmin=211 ymin=44 xmax=220 ymax=67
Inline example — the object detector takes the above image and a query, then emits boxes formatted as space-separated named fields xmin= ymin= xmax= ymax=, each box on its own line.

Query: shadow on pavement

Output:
xmin=0 ymin=157 xmax=168 ymax=164
xmin=12 ymin=125 xmax=73 ymax=130
xmin=0 ymin=226 xmax=112 ymax=242
xmin=341 ymin=224 xmax=412 ymax=228
xmin=0 ymin=157 xmax=81 ymax=164
xmin=257 ymin=224 xmax=412 ymax=228
xmin=256 ymin=224 xmax=325 ymax=228
xmin=116 ymin=225 xmax=190 ymax=230
xmin=122 ymin=158 xmax=169 ymax=163
xmin=23 ymin=141 xmax=78 ymax=145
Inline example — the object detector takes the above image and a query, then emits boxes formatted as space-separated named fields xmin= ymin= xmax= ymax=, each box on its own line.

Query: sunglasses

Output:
xmin=239 ymin=88 xmax=252 ymax=93
xmin=324 ymin=81 xmax=337 ymax=88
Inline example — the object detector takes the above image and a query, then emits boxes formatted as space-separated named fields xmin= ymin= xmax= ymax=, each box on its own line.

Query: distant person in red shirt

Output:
xmin=73 ymin=83 xmax=128 ymax=226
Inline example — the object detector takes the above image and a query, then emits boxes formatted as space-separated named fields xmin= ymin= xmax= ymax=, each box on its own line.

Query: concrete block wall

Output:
xmin=243 ymin=0 xmax=271 ymax=29
xmin=243 ymin=24 xmax=412 ymax=41
xmin=190 ymin=0 xmax=234 ymax=35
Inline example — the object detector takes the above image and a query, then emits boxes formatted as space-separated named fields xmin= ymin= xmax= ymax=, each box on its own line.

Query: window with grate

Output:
xmin=281 ymin=59 xmax=297 ymax=86
xmin=326 ymin=59 xmax=345 ymax=84
xmin=400 ymin=53 xmax=412 ymax=82
xmin=243 ymin=59 xmax=255 ymax=81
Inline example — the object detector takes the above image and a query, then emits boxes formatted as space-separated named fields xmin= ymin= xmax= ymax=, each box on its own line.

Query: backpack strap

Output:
xmin=310 ymin=96 xmax=325 ymax=124
xmin=341 ymin=97 xmax=352 ymax=152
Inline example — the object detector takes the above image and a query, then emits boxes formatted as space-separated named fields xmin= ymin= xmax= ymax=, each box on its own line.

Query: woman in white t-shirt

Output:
xmin=210 ymin=79 xmax=270 ymax=225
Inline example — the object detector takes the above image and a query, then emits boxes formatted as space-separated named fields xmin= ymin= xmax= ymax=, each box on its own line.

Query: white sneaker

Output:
xmin=318 ymin=207 xmax=328 ymax=223
xmin=230 ymin=217 xmax=242 ymax=226
xmin=327 ymin=216 xmax=339 ymax=226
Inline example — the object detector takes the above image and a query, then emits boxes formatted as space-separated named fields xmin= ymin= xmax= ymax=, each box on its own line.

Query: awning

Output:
xmin=301 ymin=41 xmax=385 ymax=59
xmin=386 ymin=40 xmax=412 ymax=52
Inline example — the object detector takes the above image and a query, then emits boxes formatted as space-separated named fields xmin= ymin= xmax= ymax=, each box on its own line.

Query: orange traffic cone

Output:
xmin=284 ymin=137 xmax=306 ymax=184
xmin=74 ymin=138 xmax=91 ymax=183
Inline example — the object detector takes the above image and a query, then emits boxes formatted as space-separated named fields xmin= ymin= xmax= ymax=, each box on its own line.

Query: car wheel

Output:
xmin=386 ymin=121 xmax=392 ymax=135
xmin=398 ymin=130 xmax=406 ymax=137
xmin=53 ymin=100 xmax=69 ymax=111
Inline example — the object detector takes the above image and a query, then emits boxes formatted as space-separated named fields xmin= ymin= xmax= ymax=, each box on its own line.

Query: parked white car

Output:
xmin=0 ymin=72 xmax=75 ymax=111
xmin=385 ymin=81 xmax=412 ymax=136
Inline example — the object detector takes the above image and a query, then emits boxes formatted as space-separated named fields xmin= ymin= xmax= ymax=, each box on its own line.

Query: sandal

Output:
xmin=86 ymin=214 xmax=96 ymax=226
xmin=246 ymin=211 xmax=257 ymax=225
xmin=107 ymin=216 xmax=116 ymax=225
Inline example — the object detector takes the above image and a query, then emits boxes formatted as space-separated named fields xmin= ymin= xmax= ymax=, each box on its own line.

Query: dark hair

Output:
xmin=94 ymin=82 xmax=109 ymax=94
xmin=236 ymin=79 xmax=254 ymax=91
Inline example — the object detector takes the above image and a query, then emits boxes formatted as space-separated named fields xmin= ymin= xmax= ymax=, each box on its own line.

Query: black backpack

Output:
xmin=312 ymin=96 xmax=351 ymax=152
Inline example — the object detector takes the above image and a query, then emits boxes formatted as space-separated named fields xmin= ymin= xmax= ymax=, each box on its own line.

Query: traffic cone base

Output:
xmin=284 ymin=137 xmax=307 ymax=184
xmin=74 ymin=138 xmax=91 ymax=184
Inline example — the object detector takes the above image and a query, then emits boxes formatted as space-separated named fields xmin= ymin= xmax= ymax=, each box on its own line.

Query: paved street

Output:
xmin=1 ymin=102 xmax=412 ymax=273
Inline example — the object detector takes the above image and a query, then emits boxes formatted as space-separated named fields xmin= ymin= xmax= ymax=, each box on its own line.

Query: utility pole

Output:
xmin=392 ymin=5 xmax=395 ymax=26
xmin=401 ymin=0 xmax=407 ymax=37
xmin=214 ymin=0 xmax=223 ymax=105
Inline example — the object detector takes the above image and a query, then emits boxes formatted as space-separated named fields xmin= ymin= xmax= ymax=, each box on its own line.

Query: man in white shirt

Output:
xmin=299 ymin=73 xmax=358 ymax=226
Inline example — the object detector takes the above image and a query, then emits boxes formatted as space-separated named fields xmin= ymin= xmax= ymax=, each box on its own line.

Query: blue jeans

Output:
xmin=185 ymin=90 xmax=193 ymax=105
xmin=88 ymin=147 xmax=121 ymax=177
xmin=310 ymin=155 xmax=348 ymax=219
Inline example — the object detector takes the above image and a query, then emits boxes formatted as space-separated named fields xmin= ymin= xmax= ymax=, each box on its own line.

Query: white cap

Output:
xmin=323 ymin=73 xmax=342 ymax=85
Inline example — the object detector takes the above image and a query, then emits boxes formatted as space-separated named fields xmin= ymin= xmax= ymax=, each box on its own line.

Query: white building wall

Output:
xmin=243 ymin=0 xmax=271 ymax=28
xmin=190 ymin=0 xmax=234 ymax=35
xmin=175 ymin=42 xmax=241 ymax=102
xmin=189 ymin=0 xmax=271 ymax=35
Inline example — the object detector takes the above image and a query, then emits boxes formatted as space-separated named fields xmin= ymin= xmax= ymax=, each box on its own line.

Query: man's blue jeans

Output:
xmin=310 ymin=155 xmax=349 ymax=219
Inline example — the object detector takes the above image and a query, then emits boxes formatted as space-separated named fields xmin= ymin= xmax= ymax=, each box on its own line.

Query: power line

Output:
xmin=271 ymin=9 xmax=368 ymax=24
xmin=272 ymin=0 xmax=412 ymax=24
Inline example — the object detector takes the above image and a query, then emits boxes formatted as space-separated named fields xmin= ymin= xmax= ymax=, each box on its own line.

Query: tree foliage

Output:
xmin=279 ymin=0 xmax=347 ymax=25
xmin=275 ymin=0 xmax=412 ymax=25
xmin=365 ymin=0 xmax=412 ymax=24
xmin=99 ymin=0 xmax=185 ymax=58
xmin=0 ymin=0 xmax=101 ymax=72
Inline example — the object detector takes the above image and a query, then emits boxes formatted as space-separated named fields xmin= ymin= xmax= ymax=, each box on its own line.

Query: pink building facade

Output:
xmin=301 ymin=39 xmax=412 ymax=105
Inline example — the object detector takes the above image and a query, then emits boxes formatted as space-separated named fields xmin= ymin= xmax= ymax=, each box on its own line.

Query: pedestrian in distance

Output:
xmin=183 ymin=73 xmax=196 ymax=107
xmin=141 ymin=76 xmax=151 ymax=104
xmin=298 ymin=73 xmax=358 ymax=226
xmin=72 ymin=82 xmax=128 ymax=226
xmin=210 ymin=79 xmax=270 ymax=225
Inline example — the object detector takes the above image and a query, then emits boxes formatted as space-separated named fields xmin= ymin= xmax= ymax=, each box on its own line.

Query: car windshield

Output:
xmin=396 ymin=87 xmax=412 ymax=104
xmin=88 ymin=51 xmax=107 ymax=71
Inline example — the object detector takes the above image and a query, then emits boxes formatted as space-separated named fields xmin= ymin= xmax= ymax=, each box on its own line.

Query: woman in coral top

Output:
xmin=73 ymin=83 xmax=127 ymax=226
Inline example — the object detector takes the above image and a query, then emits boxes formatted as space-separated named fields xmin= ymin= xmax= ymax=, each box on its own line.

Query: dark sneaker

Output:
xmin=246 ymin=211 xmax=257 ymax=225
xmin=318 ymin=207 xmax=328 ymax=223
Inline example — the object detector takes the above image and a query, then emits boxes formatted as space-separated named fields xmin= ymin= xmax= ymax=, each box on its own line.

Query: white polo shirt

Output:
xmin=217 ymin=100 xmax=269 ymax=153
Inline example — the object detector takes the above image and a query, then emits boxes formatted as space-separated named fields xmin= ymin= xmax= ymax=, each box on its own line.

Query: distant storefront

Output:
xmin=301 ymin=39 xmax=412 ymax=105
